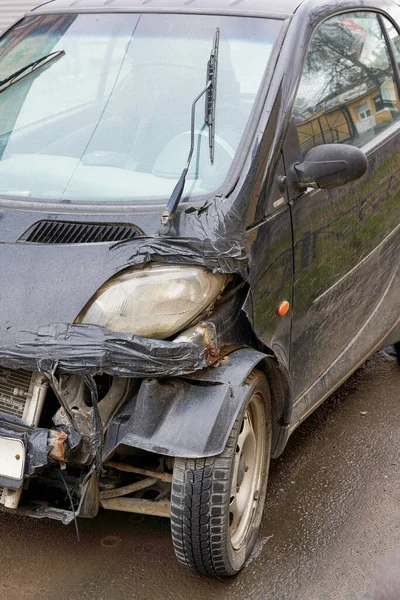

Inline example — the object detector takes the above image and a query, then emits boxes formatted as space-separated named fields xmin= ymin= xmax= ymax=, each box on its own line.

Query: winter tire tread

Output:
xmin=170 ymin=370 xmax=270 ymax=578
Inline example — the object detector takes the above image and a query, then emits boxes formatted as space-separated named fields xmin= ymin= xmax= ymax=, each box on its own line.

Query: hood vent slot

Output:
xmin=19 ymin=220 xmax=141 ymax=244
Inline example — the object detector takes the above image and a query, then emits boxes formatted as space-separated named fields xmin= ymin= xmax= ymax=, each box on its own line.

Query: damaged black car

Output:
xmin=0 ymin=0 xmax=398 ymax=578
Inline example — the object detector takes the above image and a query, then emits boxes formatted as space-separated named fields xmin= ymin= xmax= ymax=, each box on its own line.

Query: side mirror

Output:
xmin=294 ymin=143 xmax=368 ymax=190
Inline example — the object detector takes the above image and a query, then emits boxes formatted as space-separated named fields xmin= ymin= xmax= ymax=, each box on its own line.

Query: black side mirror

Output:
xmin=294 ymin=143 xmax=368 ymax=190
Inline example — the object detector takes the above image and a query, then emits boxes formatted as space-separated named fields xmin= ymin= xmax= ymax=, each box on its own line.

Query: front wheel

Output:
xmin=170 ymin=370 xmax=271 ymax=577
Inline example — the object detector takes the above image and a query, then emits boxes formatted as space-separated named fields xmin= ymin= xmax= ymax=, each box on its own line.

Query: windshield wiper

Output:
xmin=205 ymin=28 xmax=219 ymax=164
xmin=160 ymin=28 xmax=219 ymax=227
xmin=0 ymin=50 xmax=65 ymax=95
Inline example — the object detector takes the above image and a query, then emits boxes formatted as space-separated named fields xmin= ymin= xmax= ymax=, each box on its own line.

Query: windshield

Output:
xmin=0 ymin=13 xmax=281 ymax=204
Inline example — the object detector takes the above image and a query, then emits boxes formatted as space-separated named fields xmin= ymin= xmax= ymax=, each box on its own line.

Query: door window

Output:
xmin=382 ymin=18 xmax=400 ymax=68
xmin=293 ymin=12 xmax=400 ymax=154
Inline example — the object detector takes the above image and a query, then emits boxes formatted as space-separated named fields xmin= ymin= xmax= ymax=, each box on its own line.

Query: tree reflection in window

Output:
xmin=294 ymin=12 xmax=400 ymax=154
xmin=383 ymin=18 xmax=400 ymax=68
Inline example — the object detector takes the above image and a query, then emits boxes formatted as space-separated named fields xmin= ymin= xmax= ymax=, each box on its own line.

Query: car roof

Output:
xmin=31 ymin=0 xmax=304 ymax=19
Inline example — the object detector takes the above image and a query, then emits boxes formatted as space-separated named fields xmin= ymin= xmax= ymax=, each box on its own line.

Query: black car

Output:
xmin=0 ymin=0 xmax=398 ymax=578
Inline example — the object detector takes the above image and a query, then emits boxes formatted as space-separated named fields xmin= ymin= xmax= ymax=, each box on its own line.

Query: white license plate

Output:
xmin=0 ymin=437 xmax=25 ymax=480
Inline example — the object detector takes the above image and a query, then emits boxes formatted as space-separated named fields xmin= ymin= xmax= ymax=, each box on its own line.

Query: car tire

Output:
xmin=170 ymin=369 xmax=272 ymax=578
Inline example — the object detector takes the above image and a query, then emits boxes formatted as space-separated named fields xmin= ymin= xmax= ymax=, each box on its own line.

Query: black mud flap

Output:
xmin=103 ymin=348 xmax=270 ymax=459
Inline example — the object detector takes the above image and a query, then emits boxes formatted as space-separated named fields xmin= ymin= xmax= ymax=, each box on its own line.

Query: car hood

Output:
xmin=0 ymin=241 xmax=117 ymax=346
xmin=0 ymin=204 xmax=248 ymax=347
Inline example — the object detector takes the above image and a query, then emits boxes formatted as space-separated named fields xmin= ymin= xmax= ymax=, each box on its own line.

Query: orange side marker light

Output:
xmin=276 ymin=300 xmax=290 ymax=317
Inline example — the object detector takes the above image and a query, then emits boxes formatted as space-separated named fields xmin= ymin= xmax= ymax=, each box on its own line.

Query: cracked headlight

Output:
xmin=76 ymin=264 xmax=228 ymax=339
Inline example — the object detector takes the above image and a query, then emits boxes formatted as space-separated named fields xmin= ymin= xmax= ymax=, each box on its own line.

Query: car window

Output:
xmin=0 ymin=13 xmax=281 ymax=204
xmin=382 ymin=17 xmax=400 ymax=68
xmin=0 ymin=15 xmax=124 ymax=132
xmin=293 ymin=12 xmax=400 ymax=155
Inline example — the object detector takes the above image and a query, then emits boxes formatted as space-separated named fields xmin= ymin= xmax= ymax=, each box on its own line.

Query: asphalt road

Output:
xmin=0 ymin=350 xmax=399 ymax=600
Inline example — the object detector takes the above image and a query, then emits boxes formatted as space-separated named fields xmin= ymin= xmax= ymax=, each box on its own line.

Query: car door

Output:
xmin=286 ymin=10 xmax=400 ymax=425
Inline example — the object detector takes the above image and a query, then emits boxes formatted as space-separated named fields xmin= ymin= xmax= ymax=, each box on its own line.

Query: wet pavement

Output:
xmin=0 ymin=350 xmax=399 ymax=600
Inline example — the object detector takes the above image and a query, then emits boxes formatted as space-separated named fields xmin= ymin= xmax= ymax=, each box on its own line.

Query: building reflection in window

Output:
xmin=294 ymin=13 xmax=400 ymax=154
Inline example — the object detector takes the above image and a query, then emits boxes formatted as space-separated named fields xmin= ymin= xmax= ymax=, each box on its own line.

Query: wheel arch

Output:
xmin=253 ymin=352 xmax=293 ymax=458
xmin=186 ymin=346 xmax=293 ymax=458
xmin=103 ymin=347 xmax=293 ymax=461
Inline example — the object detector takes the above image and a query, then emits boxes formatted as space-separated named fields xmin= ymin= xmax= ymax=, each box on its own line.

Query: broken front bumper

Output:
xmin=0 ymin=310 xmax=269 ymax=524
xmin=0 ymin=322 xmax=222 ymax=518
xmin=0 ymin=323 xmax=213 ymax=377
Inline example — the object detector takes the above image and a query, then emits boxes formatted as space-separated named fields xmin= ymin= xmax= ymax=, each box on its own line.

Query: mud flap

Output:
xmin=103 ymin=348 xmax=270 ymax=459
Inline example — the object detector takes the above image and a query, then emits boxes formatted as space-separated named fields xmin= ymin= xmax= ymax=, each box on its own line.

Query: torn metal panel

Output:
xmin=48 ymin=430 xmax=68 ymax=462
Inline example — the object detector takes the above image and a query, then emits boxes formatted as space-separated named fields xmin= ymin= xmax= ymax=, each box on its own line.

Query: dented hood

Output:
xmin=0 ymin=202 xmax=249 ymax=376
xmin=0 ymin=200 xmax=249 ymax=346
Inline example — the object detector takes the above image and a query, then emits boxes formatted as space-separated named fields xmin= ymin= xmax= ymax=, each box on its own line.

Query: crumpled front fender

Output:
xmin=103 ymin=347 xmax=270 ymax=459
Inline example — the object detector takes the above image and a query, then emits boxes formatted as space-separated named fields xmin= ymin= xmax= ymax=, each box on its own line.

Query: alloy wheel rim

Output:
xmin=229 ymin=392 xmax=265 ymax=550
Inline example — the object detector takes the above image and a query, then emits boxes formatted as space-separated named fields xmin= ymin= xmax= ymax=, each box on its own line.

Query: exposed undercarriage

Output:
xmin=0 ymin=367 xmax=174 ymax=522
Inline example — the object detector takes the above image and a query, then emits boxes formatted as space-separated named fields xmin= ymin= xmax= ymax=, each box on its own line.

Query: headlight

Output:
xmin=76 ymin=264 xmax=228 ymax=339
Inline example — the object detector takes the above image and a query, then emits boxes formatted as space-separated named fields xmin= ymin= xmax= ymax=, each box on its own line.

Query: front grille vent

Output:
xmin=20 ymin=221 xmax=141 ymax=244
xmin=0 ymin=368 xmax=33 ymax=420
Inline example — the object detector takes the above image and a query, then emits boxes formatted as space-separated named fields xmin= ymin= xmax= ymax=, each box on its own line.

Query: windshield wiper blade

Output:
xmin=160 ymin=28 xmax=220 ymax=228
xmin=0 ymin=50 xmax=65 ymax=94
xmin=205 ymin=28 xmax=219 ymax=164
